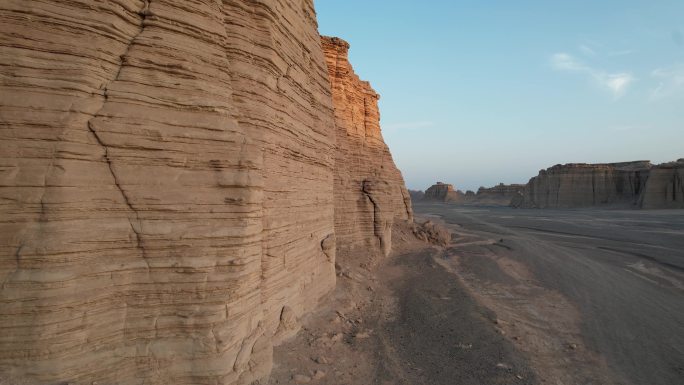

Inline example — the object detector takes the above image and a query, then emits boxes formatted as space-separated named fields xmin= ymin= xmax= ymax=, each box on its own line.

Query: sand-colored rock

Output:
xmin=0 ymin=1 xmax=337 ymax=384
xmin=424 ymin=182 xmax=463 ymax=202
xmin=514 ymin=161 xmax=653 ymax=208
xmin=640 ymin=159 xmax=684 ymax=209
xmin=321 ymin=36 xmax=413 ymax=261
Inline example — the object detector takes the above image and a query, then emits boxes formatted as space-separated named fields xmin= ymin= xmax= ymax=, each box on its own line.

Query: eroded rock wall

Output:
xmin=514 ymin=161 xmax=652 ymax=208
xmin=640 ymin=159 xmax=684 ymax=209
xmin=0 ymin=1 xmax=336 ymax=384
xmin=321 ymin=36 xmax=413 ymax=261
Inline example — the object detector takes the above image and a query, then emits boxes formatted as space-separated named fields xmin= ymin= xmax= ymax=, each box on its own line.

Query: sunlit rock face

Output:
xmin=0 ymin=1 xmax=337 ymax=384
xmin=321 ymin=36 xmax=413 ymax=261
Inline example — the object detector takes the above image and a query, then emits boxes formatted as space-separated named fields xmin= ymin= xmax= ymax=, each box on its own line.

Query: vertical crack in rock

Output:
xmin=361 ymin=179 xmax=391 ymax=257
xmin=400 ymin=186 xmax=412 ymax=219
xmin=85 ymin=0 xmax=151 ymax=267
xmin=3 ymin=244 xmax=24 ymax=289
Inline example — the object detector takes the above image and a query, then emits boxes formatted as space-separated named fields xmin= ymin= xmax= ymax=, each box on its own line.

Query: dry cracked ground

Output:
xmin=268 ymin=203 xmax=684 ymax=385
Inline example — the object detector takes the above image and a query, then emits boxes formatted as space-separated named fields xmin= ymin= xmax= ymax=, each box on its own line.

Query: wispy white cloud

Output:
xmin=551 ymin=53 xmax=587 ymax=71
xmin=604 ymin=73 xmax=635 ymax=96
xmin=551 ymin=52 xmax=635 ymax=98
xmin=579 ymin=44 xmax=596 ymax=56
xmin=384 ymin=121 xmax=435 ymax=130
xmin=649 ymin=64 xmax=684 ymax=100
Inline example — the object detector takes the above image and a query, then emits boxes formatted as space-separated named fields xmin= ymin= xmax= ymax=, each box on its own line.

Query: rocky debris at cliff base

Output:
xmin=267 ymin=219 xmax=536 ymax=385
xmin=412 ymin=220 xmax=452 ymax=246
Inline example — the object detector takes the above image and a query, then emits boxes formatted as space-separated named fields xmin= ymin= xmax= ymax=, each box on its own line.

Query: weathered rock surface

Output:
xmin=640 ymin=159 xmax=684 ymax=209
xmin=322 ymin=36 xmax=413 ymax=261
xmin=512 ymin=160 xmax=683 ymax=209
xmin=0 ymin=1 xmax=340 ymax=384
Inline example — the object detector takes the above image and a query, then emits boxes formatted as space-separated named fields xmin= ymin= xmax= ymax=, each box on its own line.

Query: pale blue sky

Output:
xmin=315 ymin=0 xmax=684 ymax=191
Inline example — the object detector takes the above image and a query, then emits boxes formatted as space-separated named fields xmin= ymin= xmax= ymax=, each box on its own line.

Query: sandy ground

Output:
xmin=268 ymin=204 xmax=684 ymax=385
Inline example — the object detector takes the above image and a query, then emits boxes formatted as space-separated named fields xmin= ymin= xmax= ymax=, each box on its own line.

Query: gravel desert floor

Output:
xmin=269 ymin=203 xmax=684 ymax=385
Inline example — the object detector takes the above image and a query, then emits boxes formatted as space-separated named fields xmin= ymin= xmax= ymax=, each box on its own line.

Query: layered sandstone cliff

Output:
xmin=512 ymin=161 xmax=675 ymax=209
xmin=0 ymin=2 xmax=345 ymax=384
xmin=321 ymin=36 xmax=413 ymax=260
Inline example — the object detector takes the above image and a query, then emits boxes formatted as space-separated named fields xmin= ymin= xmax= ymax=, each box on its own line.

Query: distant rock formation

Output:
xmin=0 ymin=3 xmax=411 ymax=385
xmin=513 ymin=160 xmax=684 ymax=209
xmin=473 ymin=183 xmax=526 ymax=206
xmin=424 ymin=182 xmax=464 ymax=202
xmin=640 ymin=159 xmax=684 ymax=209
xmin=422 ymin=182 xmax=523 ymax=206
xmin=409 ymin=189 xmax=425 ymax=201
xmin=322 ymin=36 xmax=413 ymax=261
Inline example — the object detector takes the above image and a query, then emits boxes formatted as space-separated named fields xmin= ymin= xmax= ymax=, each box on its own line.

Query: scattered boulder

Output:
xmin=413 ymin=220 xmax=452 ymax=246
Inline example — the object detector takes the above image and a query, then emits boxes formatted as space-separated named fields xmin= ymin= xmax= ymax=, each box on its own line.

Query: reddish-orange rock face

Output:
xmin=321 ymin=36 xmax=413 ymax=261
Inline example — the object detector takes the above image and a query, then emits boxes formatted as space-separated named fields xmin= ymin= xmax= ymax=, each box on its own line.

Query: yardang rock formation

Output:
xmin=0 ymin=2 xmax=412 ymax=384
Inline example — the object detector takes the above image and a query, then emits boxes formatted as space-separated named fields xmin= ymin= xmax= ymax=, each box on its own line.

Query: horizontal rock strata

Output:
xmin=0 ymin=1 xmax=341 ymax=384
xmin=322 ymin=36 xmax=413 ymax=261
